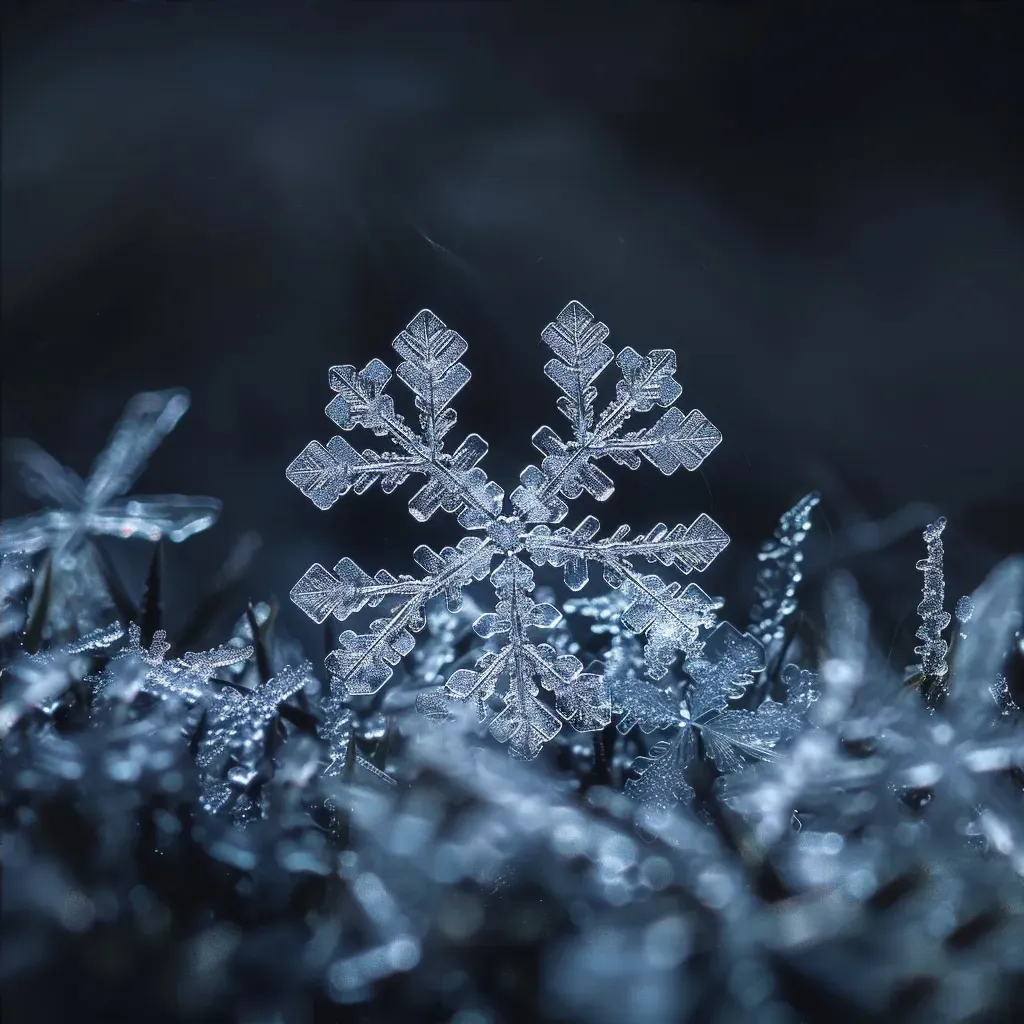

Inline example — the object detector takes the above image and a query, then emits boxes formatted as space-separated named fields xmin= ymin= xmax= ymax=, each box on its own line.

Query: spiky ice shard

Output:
xmin=287 ymin=301 xmax=728 ymax=758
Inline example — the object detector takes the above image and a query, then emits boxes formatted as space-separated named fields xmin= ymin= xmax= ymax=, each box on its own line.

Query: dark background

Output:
xmin=3 ymin=3 xmax=1023 ymax=661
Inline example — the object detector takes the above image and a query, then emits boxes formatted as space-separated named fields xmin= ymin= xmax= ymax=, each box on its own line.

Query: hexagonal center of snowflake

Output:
xmin=487 ymin=515 xmax=525 ymax=554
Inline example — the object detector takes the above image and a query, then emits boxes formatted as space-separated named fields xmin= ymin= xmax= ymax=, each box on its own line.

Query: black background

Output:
xmin=3 ymin=3 xmax=1023 ymax=660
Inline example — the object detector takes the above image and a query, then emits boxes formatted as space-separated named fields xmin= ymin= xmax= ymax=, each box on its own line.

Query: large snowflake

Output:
xmin=287 ymin=301 xmax=728 ymax=758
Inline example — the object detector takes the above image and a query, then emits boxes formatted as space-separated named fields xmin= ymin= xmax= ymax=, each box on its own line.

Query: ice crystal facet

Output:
xmin=288 ymin=302 xmax=727 ymax=756
xmin=746 ymin=491 xmax=819 ymax=654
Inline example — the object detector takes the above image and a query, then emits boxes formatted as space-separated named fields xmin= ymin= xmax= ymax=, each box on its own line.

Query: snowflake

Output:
xmin=613 ymin=621 xmax=814 ymax=810
xmin=0 ymin=390 xmax=221 ymax=635
xmin=287 ymin=301 xmax=728 ymax=757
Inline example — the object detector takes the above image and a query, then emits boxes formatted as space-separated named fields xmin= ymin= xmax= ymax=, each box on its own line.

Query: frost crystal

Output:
xmin=288 ymin=302 xmax=727 ymax=756
xmin=616 ymin=622 xmax=809 ymax=810
xmin=0 ymin=390 xmax=221 ymax=634
xmin=908 ymin=516 xmax=952 ymax=685
xmin=746 ymin=491 xmax=819 ymax=654
xmin=0 ymin=622 xmax=124 ymax=737
xmin=98 ymin=622 xmax=252 ymax=705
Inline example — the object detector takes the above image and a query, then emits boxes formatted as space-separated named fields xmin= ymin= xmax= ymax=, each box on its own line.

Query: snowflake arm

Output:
xmin=524 ymin=516 xmax=725 ymax=676
xmin=540 ymin=298 xmax=614 ymax=442
xmin=524 ymin=513 xmax=729 ymax=590
xmin=5 ymin=439 xmax=85 ymax=509
xmin=99 ymin=623 xmax=253 ymax=704
xmin=685 ymin=622 xmax=766 ymax=717
xmin=83 ymin=389 xmax=191 ymax=506
xmin=0 ymin=511 xmax=77 ymax=555
xmin=288 ymin=311 xmax=504 ymax=530
xmin=294 ymin=538 xmax=496 ymax=696
xmin=510 ymin=302 xmax=723 ymax=524
xmin=610 ymin=671 xmax=679 ymax=735
xmin=695 ymin=699 xmax=800 ymax=773
xmin=83 ymin=496 xmax=221 ymax=543
xmin=444 ymin=557 xmax=566 ymax=758
xmin=625 ymin=735 xmax=696 ymax=811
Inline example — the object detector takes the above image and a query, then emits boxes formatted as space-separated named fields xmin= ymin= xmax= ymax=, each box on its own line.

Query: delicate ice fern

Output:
xmin=614 ymin=621 xmax=812 ymax=810
xmin=288 ymin=302 xmax=727 ymax=757
xmin=747 ymin=491 xmax=819 ymax=654
xmin=98 ymin=622 xmax=253 ymax=704
xmin=908 ymin=516 xmax=952 ymax=685
xmin=197 ymin=662 xmax=315 ymax=814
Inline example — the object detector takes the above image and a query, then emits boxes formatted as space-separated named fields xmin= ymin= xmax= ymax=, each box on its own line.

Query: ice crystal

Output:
xmin=0 ymin=390 xmax=221 ymax=634
xmin=288 ymin=302 xmax=727 ymax=756
xmin=908 ymin=516 xmax=952 ymax=685
xmin=197 ymin=662 xmax=315 ymax=814
xmin=746 ymin=491 xmax=819 ymax=655
xmin=0 ymin=621 xmax=124 ymax=737
xmin=614 ymin=621 xmax=810 ymax=810
xmin=1 ymin=389 xmax=220 ymax=555
xmin=97 ymin=622 xmax=252 ymax=705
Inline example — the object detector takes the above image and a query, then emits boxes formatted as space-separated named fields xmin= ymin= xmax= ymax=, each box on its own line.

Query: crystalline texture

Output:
xmin=287 ymin=301 xmax=727 ymax=757
xmin=746 ymin=491 xmax=819 ymax=652
xmin=908 ymin=516 xmax=952 ymax=684
xmin=98 ymin=622 xmax=253 ymax=705
xmin=617 ymin=622 xmax=811 ymax=810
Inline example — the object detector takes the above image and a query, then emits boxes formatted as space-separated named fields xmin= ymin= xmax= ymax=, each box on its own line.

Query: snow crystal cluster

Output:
xmin=3 ymin=307 xmax=1024 ymax=1024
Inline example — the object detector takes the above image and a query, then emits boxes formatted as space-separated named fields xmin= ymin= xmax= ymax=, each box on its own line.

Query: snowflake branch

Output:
xmin=523 ymin=513 xmax=729 ymax=590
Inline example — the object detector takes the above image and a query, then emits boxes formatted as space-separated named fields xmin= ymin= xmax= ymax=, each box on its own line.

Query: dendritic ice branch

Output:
xmin=287 ymin=301 xmax=727 ymax=757
xmin=908 ymin=516 xmax=952 ymax=686
xmin=746 ymin=491 xmax=819 ymax=654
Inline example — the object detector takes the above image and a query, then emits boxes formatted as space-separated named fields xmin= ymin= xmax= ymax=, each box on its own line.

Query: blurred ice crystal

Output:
xmin=615 ymin=622 xmax=815 ymax=811
xmin=0 ymin=390 xmax=221 ymax=635
xmin=0 ymin=553 xmax=32 ymax=639
xmin=0 ymin=621 xmax=123 ymax=737
xmin=287 ymin=302 xmax=727 ymax=756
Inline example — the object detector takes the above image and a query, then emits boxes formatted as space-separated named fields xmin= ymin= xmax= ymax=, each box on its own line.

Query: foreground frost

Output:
xmin=288 ymin=302 xmax=727 ymax=756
